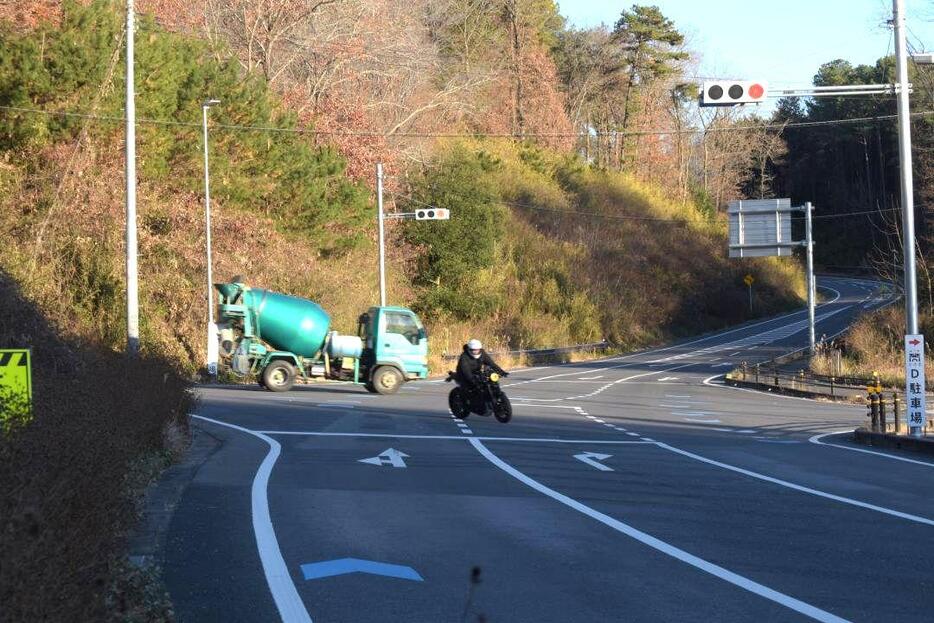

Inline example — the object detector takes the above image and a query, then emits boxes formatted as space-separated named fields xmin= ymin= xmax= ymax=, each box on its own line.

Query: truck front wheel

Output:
xmin=372 ymin=366 xmax=403 ymax=395
xmin=263 ymin=361 xmax=296 ymax=392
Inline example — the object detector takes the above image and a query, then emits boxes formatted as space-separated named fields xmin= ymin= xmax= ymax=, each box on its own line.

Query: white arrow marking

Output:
xmin=658 ymin=377 xmax=680 ymax=382
xmin=358 ymin=448 xmax=409 ymax=468
xmin=574 ymin=451 xmax=614 ymax=472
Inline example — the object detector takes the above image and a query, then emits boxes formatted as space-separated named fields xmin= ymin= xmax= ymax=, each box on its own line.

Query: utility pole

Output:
xmin=125 ymin=0 xmax=139 ymax=356
xmin=202 ymin=99 xmax=221 ymax=378
xmin=893 ymin=0 xmax=923 ymax=437
xmin=376 ymin=163 xmax=387 ymax=307
xmin=805 ymin=202 xmax=816 ymax=352
xmin=893 ymin=0 xmax=918 ymax=337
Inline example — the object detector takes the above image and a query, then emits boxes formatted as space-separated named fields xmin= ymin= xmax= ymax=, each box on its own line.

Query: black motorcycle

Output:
xmin=446 ymin=367 xmax=512 ymax=423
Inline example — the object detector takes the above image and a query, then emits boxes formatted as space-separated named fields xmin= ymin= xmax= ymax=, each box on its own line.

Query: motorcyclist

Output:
xmin=456 ymin=339 xmax=508 ymax=392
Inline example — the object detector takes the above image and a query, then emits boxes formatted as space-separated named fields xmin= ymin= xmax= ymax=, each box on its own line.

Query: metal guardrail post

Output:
xmin=741 ymin=361 xmax=747 ymax=381
xmin=830 ymin=376 xmax=835 ymax=398
xmin=773 ymin=366 xmax=779 ymax=388
xmin=870 ymin=392 xmax=880 ymax=432
xmin=879 ymin=393 xmax=887 ymax=431
xmin=755 ymin=363 xmax=760 ymax=386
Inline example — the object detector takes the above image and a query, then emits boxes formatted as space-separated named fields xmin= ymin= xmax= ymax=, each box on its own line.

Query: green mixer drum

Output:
xmin=242 ymin=288 xmax=331 ymax=357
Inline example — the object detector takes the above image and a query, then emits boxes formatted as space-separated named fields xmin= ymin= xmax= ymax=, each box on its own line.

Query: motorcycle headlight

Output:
xmin=490 ymin=372 xmax=500 ymax=383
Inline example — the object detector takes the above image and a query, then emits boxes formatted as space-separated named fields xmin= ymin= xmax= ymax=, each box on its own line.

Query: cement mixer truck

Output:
xmin=214 ymin=281 xmax=429 ymax=394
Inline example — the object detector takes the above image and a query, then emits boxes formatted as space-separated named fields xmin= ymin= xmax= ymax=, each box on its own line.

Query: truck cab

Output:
xmin=358 ymin=306 xmax=429 ymax=393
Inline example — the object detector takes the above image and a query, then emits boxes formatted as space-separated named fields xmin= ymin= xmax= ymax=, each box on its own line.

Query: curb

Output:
xmin=126 ymin=424 xmax=223 ymax=568
xmin=852 ymin=428 xmax=934 ymax=457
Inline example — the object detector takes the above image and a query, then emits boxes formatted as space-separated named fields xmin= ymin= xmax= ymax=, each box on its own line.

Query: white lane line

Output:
xmin=626 ymin=432 xmax=640 ymax=437
xmin=684 ymin=419 xmax=722 ymax=424
xmin=809 ymin=431 xmax=934 ymax=467
xmin=511 ymin=403 xmax=584 ymax=410
xmin=659 ymin=403 xmax=692 ymax=408
xmin=594 ymin=419 xmax=607 ymax=424
xmin=655 ymin=442 xmax=934 ymax=527
xmin=192 ymin=415 xmax=313 ymax=623
xmin=468 ymin=438 xmax=848 ymax=623
xmin=579 ymin=375 xmax=605 ymax=380
xmin=461 ymin=429 xmax=473 ymax=434
xmin=712 ymin=428 xmax=736 ymax=432
xmin=671 ymin=411 xmax=720 ymax=417
xmin=256 ymin=429 xmax=653 ymax=444
xmin=734 ymin=430 xmax=758 ymax=434
xmin=502 ymin=289 xmax=847 ymax=388
xmin=665 ymin=395 xmax=692 ymax=399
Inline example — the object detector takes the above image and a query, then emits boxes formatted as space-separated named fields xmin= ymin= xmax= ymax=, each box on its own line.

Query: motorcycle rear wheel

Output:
xmin=448 ymin=388 xmax=470 ymax=419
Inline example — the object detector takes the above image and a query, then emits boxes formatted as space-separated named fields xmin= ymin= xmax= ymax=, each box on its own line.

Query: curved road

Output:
xmin=166 ymin=276 xmax=934 ymax=622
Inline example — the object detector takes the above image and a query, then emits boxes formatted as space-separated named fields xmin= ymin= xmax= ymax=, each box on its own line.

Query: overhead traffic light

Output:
xmin=701 ymin=81 xmax=768 ymax=106
xmin=415 ymin=208 xmax=450 ymax=220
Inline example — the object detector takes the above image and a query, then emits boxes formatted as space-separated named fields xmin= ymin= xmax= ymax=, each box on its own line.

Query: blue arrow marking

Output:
xmin=300 ymin=558 xmax=424 ymax=582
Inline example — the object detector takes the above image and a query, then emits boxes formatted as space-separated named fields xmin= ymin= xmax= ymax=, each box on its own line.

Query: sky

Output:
xmin=557 ymin=0 xmax=933 ymax=109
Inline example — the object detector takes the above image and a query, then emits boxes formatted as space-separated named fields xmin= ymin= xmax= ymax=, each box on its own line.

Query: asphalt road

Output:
xmin=166 ymin=276 xmax=934 ymax=622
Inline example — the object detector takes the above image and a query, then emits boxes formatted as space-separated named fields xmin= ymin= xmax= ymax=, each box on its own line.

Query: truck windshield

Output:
xmin=384 ymin=311 xmax=422 ymax=345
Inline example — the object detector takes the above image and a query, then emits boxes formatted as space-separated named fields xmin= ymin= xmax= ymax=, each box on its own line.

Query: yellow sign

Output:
xmin=743 ymin=274 xmax=755 ymax=286
xmin=0 ymin=349 xmax=32 ymax=404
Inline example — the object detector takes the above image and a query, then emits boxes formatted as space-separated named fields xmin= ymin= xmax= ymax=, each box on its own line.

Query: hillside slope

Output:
xmin=0 ymin=3 xmax=804 ymax=373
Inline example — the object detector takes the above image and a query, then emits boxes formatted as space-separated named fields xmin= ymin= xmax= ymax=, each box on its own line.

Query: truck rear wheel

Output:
xmin=372 ymin=366 xmax=403 ymax=395
xmin=262 ymin=360 xmax=296 ymax=392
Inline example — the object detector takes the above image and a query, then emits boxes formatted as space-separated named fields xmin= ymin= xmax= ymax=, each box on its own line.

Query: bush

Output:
xmin=0 ymin=272 xmax=193 ymax=621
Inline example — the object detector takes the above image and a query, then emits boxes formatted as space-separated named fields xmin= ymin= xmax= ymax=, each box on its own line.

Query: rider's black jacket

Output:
xmin=456 ymin=344 xmax=506 ymax=389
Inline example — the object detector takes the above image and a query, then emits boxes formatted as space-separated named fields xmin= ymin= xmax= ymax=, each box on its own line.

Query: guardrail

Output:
xmin=725 ymin=361 xmax=881 ymax=399
xmin=441 ymin=340 xmax=612 ymax=363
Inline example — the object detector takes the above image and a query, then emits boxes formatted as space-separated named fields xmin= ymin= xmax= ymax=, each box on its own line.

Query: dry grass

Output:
xmin=811 ymin=304 xmax=934 ymax=386
xmin=0 ymin=272 xmax=194 ymax=622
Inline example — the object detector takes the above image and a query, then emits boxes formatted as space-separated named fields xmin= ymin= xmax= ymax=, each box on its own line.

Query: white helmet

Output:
xmin=467 ymin=339 xmax=483 ymax=358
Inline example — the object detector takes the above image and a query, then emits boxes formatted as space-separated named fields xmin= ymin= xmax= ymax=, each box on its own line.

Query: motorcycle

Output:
xmin=446 ymin=367 xmax=512 ymax=423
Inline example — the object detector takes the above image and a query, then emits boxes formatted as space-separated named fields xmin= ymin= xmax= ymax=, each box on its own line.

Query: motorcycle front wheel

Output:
xmin=493 ymin=393 xmax=512 ymax=423
xmin=448 ymin=387 xmax=470 ymax=419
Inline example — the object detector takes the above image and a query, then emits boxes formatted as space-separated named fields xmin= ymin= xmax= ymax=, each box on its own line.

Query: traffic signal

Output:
xmin=415 ymin=208 xmax=450 ymax=220
xmin=701 ymin=81 xmax=768 ymax=106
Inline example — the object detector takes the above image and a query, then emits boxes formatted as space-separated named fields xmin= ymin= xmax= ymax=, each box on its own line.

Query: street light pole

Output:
xmin=893 ymin=0 xmax=923 ymax=436
xmin=125 ymin=0 xmax=139 ymax=356
xmin=202 ymin=99 xmax=221 ymax=378
xmin=805 ymin=202 xmax=816 ymax=353
xmin=376 ymin=163 xmax=387 ymax=307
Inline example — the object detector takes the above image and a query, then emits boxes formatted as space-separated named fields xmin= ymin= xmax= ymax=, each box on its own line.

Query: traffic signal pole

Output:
xmin=893 ymin=0 xmax=922 ymax=437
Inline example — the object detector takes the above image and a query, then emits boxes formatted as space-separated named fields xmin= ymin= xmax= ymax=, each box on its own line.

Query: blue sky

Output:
xmin=557 ymin=0 xmax=933 ymax=92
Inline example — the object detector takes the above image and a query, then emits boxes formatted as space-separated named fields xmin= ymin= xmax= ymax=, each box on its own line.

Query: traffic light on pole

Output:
xmin=415 ymin=208 xmax=450 ymax=220
xmin=701 ymin=81 xmax=768 ymax=106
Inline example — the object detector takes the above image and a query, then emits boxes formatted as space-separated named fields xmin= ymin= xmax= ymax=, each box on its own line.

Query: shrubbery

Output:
xmin=0 ymin=0 xmax=369 ymax=249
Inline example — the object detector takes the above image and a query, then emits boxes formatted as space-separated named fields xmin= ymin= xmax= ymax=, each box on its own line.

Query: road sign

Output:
xmin=573 ymin=451 xmax=613 ymax=471
xmin=728 ymin=199 xmax=795 ymax=258
xmin=359 ymin=448 xmax=409 ymax=468
xmin=904 ymin=335 xmax=926 ymax=429
xmin=0 ymin=348 xmax=32 ymax=404
xmin=744 ymin=274 xmax=755 ymax=286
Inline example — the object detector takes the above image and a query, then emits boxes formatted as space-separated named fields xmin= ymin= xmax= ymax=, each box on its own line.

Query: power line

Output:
xmin=1 ymin=103 xmax=932 ymax=139
xmin=398 ymin=191 xmax=903 ymax=225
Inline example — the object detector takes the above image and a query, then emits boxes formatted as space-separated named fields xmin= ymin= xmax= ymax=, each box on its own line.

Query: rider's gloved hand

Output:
xmin=501 ymin=371 xmax=510 ymax=378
